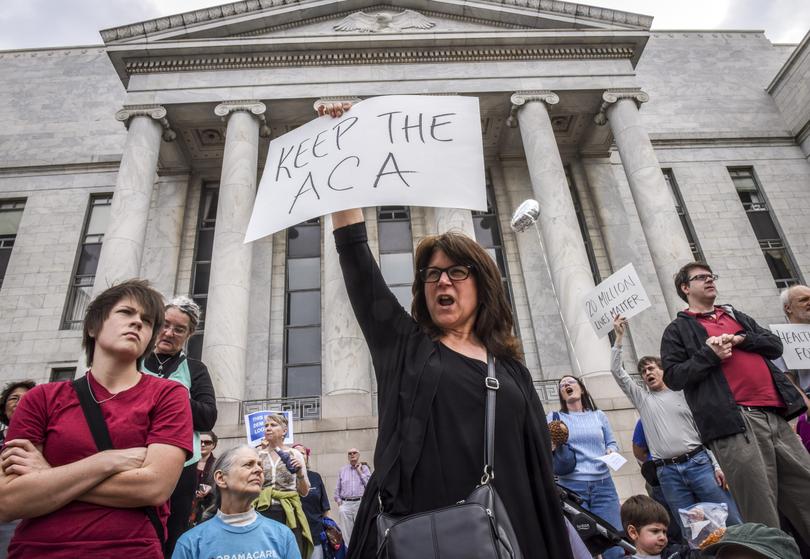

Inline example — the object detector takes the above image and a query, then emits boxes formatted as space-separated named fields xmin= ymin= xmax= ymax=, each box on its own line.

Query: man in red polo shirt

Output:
xmin=660 ymin=261 xmax=810 ymax=543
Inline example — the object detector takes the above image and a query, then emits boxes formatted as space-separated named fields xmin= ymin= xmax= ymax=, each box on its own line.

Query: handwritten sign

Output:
xmin=245 ymin=95 xmax=486 ymax=241
xmin=244 ymin=410 xmax=294 ymax=447
xmin=584 ymin=263 xmax=651 ymax=338
xmin=770 ymin=323 xmax=810 ymax=369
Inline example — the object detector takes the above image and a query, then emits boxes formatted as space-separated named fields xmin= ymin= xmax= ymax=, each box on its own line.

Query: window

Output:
xmin=662 ymin=170 xmax=704 ymax=261
xmin=473 ymin=176 xmax=517 ymax=306
xmin=62 ymin=195 xmax=112 ymax=329
xmin=729 ymin=168 xmax=801 ymax=288
xmin=0 ymin=200 xmax=25 ymax=290
xmin=50 ymin=367 xmax=76 ymax=382
xmin=564 ymin=167 xmax=600 ymax=283
xmin=284 ymin=218 xmax=321 ymax=400
xmin=378 ymin=206 xmax=414 ymax=310
xmin=187 ymin=183 xmax=219 ymax=360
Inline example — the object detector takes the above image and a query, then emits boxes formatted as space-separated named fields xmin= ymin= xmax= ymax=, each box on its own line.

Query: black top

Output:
xmin=335 ymin=222 xmax=573 ymax=559
xmin=301 ymin=469 xmax=330 ymax=538
xmin=143 ymin=352 xmax=218 ymax=432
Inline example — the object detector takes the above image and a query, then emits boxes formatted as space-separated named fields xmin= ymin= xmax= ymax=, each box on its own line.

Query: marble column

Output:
xmin=595 ymin=90 xmax=694 ymax=316
xmin=202 ymin=101 xmax=269 ymax=410
xmin=508 ymin=91 xmax=611 ymax=377
xmin=312 ymin=97 xmax=374 ymax=418
xmin=581 ymin=158 xmax=671 ymax=358
xmin=321 ymin=214 xmax=373 ymax=418
xmin=92 ymin=105 xmax=175 ymax=292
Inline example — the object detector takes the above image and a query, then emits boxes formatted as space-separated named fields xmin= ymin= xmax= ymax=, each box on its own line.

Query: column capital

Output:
xmin=115 ymin=104 xmax=176 ymax=142
xmin=593 ymin=88 xmax=649 ymax=125
xmin=214 ymin=100 xmax=271 ymax=137
xmin=506 ymin=90 xmax=559 ymax=128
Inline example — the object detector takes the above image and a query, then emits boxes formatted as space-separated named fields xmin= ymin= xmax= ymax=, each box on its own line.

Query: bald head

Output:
xmin=782 ymin=285 xmax=810 ymax=324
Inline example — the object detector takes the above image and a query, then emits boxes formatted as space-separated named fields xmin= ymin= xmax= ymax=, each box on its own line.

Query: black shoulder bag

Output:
xmin=72 ymin=377 xmax=166 ymax=546
xmin=375 ymin=354 xmax=523 ymax=559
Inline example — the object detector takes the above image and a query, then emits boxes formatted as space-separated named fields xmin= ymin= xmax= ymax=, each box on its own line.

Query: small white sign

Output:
xmin=244 ymin=410 xmax=294 ymax=447
xmin=245 ymin=95 xmax=487 ymax=242
xmin=584 ymin=263 xmax=652 ymax=338
xmin=597 ymin=452 xmax=627 ymax=472
xmin=770 ymin=323 xmax=810 ymax=369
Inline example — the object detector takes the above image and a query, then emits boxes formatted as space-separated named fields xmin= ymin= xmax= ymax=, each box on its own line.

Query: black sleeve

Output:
xmin=661 ymin=322 xmax=722 ymax=391
xmin=188 ymin=360 xmax=218 ymax=432
xmin=734 ymin=309 xmax=784 ymax=359
xmin=334 ymin=222 xmax=418 ymax=385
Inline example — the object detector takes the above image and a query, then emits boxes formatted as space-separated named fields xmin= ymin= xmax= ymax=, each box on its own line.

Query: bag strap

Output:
xmin=71 ymin=377 xmax=165 ymax=546
xmin=483 ymin=353 xmax=497 ymax=483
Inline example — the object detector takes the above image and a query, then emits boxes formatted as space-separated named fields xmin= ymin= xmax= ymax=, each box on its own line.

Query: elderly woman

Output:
xmin=143 ymin=296 xmax=217 ymax=554
xmin=331 ymin=208 xmax=573 ymax=559
xmin=173 ymin=445 xmax=301 ymax=559
xmin=549 ymin=375 xmax=623 ymax=559
xmin=0 ymin=279 xmax=192 ymax=557
xmin=255 ymin=413 xmax=312 ymax=557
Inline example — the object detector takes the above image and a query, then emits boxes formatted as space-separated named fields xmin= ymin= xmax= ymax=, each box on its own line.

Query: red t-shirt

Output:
xmin=5 ymin=372 xmax=193 ymax=558
xmin=693 ymin=307 xmax=783 ymax=408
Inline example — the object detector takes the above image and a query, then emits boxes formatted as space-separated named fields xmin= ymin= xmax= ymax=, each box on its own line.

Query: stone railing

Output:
xmin=239 ymin=396 xmax=321 ymax=423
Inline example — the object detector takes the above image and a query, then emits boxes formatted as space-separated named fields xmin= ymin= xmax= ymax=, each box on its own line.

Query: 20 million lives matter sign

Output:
xmin=584 ymin=263 xmax=652 ymax=338
xmin=245 ymin=95 xmax=487 ymax=241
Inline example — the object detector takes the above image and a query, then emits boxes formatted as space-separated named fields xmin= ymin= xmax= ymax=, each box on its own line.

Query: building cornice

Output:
xmin=100 ymin=0 xmax=652 ymax=44
xmin=767 ymin=29 xmax=810 ymax=93
xmin=123 ymin=44 xmax=635 ymax=75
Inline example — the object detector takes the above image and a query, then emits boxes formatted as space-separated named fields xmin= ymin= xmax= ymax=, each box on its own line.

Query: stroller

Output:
xmin=558 ymin=484 xmax=636 ymax=557
xmin=321 ymin=516 xmax=347 ymax=559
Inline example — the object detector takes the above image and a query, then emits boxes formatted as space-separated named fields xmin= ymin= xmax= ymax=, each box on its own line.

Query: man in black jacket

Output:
xmin=660 ymin=261 xmax=810 ymax=544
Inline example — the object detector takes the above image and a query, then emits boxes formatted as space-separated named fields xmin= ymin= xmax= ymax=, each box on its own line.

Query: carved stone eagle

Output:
xmin=333 ymin=9 xmax=436 ymax=33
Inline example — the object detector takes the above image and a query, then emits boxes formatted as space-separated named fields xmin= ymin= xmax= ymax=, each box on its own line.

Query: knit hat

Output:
xmin=703 ymin=523 xmax=800 ymax=559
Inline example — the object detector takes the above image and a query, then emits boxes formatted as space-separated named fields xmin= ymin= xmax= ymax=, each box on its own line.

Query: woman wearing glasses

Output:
xmin=189 ymin=431 xmax=218 ymax=526
xmin=331 ymin=207 xmax=574 ymax=559
xmin=549 ymin=375 xmax=623 ymax=559
xmin=143 ymin=297 xmax=217 ymax=555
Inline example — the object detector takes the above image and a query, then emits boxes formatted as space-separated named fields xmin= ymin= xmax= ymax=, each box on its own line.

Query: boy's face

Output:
xmin=630 ymin=522 xmax=668 ymax=556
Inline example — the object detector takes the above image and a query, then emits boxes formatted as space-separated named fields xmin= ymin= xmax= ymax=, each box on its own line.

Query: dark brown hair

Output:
xmin=637 ymin=356 xmax=663 ymax=375
xmin=411 ymin=232 xmax=522 ymax=361
xmin=1 ymin=380 xmax=36 ymax=425
xmin=82 ymin=279 xmax=165 ymax=366
xmin=673 ymin=261 xmax=713 ymax=303
xmin=621 ymin=495 xmax=670 ymax=533
xmin=557 ymin=376 xmax=598 ymax=413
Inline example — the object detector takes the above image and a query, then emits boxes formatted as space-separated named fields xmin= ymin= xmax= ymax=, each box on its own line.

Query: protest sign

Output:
xmin=244 ymin=410 xmax=295 ymax=447
xmin=584 ymin=263 xmax=651 ymax=338
xmin=245 ymin=95 xmax=486 ymax=242
xmin=769 ymin=323 xmax=810 ymax=370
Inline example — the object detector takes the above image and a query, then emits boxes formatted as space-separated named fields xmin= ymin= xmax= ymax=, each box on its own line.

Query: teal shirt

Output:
xmin=172 ymin=514 xmax=301 ymax=559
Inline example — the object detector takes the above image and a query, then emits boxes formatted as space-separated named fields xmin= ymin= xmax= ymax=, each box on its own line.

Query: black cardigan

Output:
xmin=335 ymin=222 xmax=573 ymax=559
xmin=661 ymin=304 xmax=805 ymax=443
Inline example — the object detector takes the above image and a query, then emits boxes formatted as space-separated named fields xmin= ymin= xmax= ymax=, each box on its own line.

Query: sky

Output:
xmin=0 ymin=0 xmax=808 ymax=50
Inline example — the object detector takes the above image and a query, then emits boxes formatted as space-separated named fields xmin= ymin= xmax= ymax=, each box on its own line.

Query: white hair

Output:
xmin=166 ymin=296 xmax=201 ymax=332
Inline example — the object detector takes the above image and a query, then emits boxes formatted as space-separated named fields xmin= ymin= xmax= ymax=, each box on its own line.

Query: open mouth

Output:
xmin=565 ymin=386 xmax=574 ymax=396
xmin=437 ymin=295 xmax=455 ymax=307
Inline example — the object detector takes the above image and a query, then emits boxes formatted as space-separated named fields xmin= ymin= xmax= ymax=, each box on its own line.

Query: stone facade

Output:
xmin=1 ymin=0 xmax=808 ymax=502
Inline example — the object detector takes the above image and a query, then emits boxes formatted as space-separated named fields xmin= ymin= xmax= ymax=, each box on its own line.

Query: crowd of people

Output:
xmin=0 ymin=107 xmax=809 ymax=559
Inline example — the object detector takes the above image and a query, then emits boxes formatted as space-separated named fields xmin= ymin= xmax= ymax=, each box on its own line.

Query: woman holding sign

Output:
xmin=331 ymin=207 xmax=573 ymax=559
xmin=255 ymin=413 xmax=312 ymax=558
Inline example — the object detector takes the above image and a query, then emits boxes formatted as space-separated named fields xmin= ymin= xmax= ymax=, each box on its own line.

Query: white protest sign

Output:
xmin=245 ymin=95 xmax=486 ymax=242
xmin=244 ymin=410 xmax=294 ymax=447
xmin=584 ymin=263 xmax=651 ymax=338
xmin=769 ymin=323 xmax=810 ymax=369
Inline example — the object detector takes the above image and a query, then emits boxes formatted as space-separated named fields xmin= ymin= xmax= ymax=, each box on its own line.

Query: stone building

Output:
xmin=1 ymin=0 xmax=808 ymax=500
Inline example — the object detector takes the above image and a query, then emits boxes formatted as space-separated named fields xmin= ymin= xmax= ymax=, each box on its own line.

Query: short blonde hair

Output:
xmin=264 ymin=413 xmax=288 ymax=428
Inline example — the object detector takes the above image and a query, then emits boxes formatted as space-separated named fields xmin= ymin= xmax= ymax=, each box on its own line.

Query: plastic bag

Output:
xmin=678 ymin=502 xmax=729 ymax=549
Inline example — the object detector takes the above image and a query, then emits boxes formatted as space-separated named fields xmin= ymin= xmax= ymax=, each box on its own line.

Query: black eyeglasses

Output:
xmin=688 ymin=273 xmax=719 ymax=283
xmin=418 ymin=265 xmax=474 ymax=283
xmin=201 ymin=440 xmax=214 ymax=446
